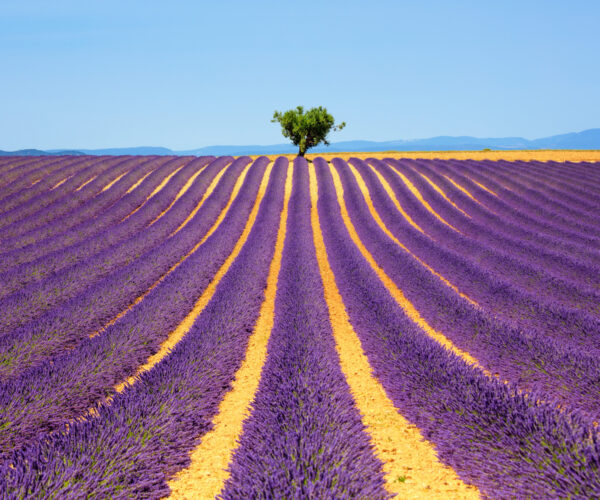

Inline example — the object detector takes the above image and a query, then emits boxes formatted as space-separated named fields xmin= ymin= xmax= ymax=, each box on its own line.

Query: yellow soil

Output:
xmin=417 ymin=172 xmax=472 ymax=218
xmin=252 ymin=150 xmax=600 ymax=162
xmin=170 ymin=164 xmax=230 ymax=236
xmin=327 ymin=164 xmax=484 ymax=372
xmin=168 ymin=163 xmax=292 ymax=499
xmin=148 ymin=166 xmax=207 ymax=226
xmin=30 ymin=179 xmax=41 ymax=187
xmin=76 ymin=175 xmax=98 ymax=191
xmin=443 ymin=175 xmax=500 ymax=213
xmin=101 ymin=172 xmax=128 ymax=192
xmin=345 ymin=163 xmax=478 ymax=307
xmin=89 ymin=162 xmax=250 ymax=339
xmin=472 ymin=179 xmax=499 ymax=196
xmin=50 ymin=177 xmax=70 ymax=190
xmin=444 ymin=176 xmax=484 ymax=205
xmin=126 ymin=170 xmax=155 ymax=194
xmin=114 ymin=161 xmax=273 ymax=394
xmin=368 ymin=165 xmax=426 ymax=234
xmin=392 ymin=168 xmax=462 ymax=233
xmin=309 ymin=164 xmax=480 ymax=499
xmin=122 ymin=165 xmax=185 ymax=221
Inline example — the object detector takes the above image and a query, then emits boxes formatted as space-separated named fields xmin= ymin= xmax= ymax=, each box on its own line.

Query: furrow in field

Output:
xmin=390 ymin=167 xmax=462 ymax=233
xmin=438 ymin=159 xmax=600 ymax=250
xmin=368 ymin=166 xmax=425 ymax=233
xmin=452 ymin=159 xmax=600 ymax=238
xmin=309 ymin=161 xmax=479 ymax=499
xmin=0 ymin=156 xmax=177 ymax=275
xmin=101 ymin=171 xmax=128 ymax=191
xmin=471 ymin=178 xmax=498 ymax=196
xmin=0 ymin=158 xmax=43 ymax=189
xmin=543 ymin=160 xmax=600 ymax=193
xmin=50 ymin=175 xmax=72 ymax=190
xmin=147 ymin=166 xmax=207 ymax=226
xmin=121 ymin=164 xmax=185 ymax=221
xmin=311 ymin=157 xmax=600 ymax=498
xmin=126 ymin=169 xmax=154 ymax=193
xmin=169 ymin=164 xmax=232 ymax=236
xmin=444 ymin=174 xmax=484 ymax=203
xmin=383 ymin=158 xmax=600 ymax=284
xmin=91 ymin=159 xmax=239 ymax=338
xmin=0 ymin=158 xmax=245 ymax=377
xmin=0 ymin=156 xmax=87 ymax=211
xmin=0 ymin=157 xmax=269 ymax=459
xmin=360 ymin=159 xmax=600 ymax=319
xmin=0 ymin=156 xmax=148 ymax=243
xmin=0 ymin=159 xmax=200 ymax=333
xmin=550 ymin=160 xmax=600 ymax=184
xmin=112 ymin=160 xmax=274 ymax=388
xmin=326 ymin=161 xmax=482 ymax=369
xmin=477 ymin=159 xmax=600 ymax=230
xmin=334 ymin=158 xmax=600 ymax=419
xmin=76 ymin=174 xmax=99 ymax=191
xmin=345 ymin=161 xmax=478 ymax=307
xmin=166 ymin=161 xmax=291 ymax=498
xmin=493 ymin=159 xmax=600 ymax=202
xmin=0 ymin=156 xmax=120 ymax=231
xmin=417 ymin=170 xmax=471 ymax=218
xmin=349 ymin=159 xmax=600 ymax=340
xmin=220 ymin=157 xmax=388 ymax=499
xmin=0 ymin=156 xmax=116 ymax=223
xmin=0 ymin=158 xmax=288 ymax=498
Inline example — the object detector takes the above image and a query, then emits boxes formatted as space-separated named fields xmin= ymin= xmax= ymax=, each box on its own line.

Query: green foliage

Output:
xmin=272 ymin=106 xmax=346 ymax=157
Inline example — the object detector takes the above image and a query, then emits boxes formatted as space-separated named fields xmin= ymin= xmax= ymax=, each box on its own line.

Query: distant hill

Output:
xmin=2 ymin=128 xmax=599 ymax=156
xmin=0 ymin=149 xmax=85 ymax=156
xmin=180 ymin=128 xmax=600 ymax=155
xmin=77 ymin=146 xmax=174 ymax=156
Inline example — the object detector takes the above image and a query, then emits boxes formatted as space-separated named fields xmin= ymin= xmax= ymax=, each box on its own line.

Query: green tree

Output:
xmin=271 ymin=106 xmax=346 ymax=157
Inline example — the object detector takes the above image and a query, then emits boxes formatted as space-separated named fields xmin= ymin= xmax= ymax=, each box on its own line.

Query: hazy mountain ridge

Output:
xmin=2 ymin=128 xmax=599 ymax=156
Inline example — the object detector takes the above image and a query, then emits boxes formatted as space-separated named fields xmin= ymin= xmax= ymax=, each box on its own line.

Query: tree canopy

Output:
xmin=271 ymin=106 xmax=346 ymax=157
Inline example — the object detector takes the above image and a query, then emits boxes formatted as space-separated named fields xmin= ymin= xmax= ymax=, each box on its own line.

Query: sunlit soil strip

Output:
xmin=444 ymin=174 xmax=500 ymax=213
xmin=168 ymin=165 xmax=292 ymax=499
xmin=368 ymin=166 xmax=425 ymax=234
xmin=75 ymin=175 xmax=98 ymax=191
xmin=126 ymin=169 xmax=154 ymax=193
xmin=122 ymin=165 xmax=185 ymax=221
xmin=89 ymin=162 xmax=251 ymax=339
xmin=444 ymin=175 xmax=484 ymax=204
xmin=417 ymin=171 xmax=472 ymax=218
xmin=392 ymin=168 xmax=462 ymax=233
xmin=347 ymin=164 xmax=478 ymax=307
xmin=148 ymin=167 xmax=207 ymax=227
xmin=29 ymin=179 xmax=41 ymax=187
xmin=113 ymin=162 xmax=273 ymax=394
xmin=309 ymin=165 xmax=480 ymax=499
xmin=170 ymin=166 xmax=230 ymax=236
xmin=50 ymin=177 xmax=70 ymax=190
xmin=329 ymin=165 xmax=484 ymax=372
xmin=101 ymin=172 xmax=128 ymax=192
xmin=472 ymin=178 xmax=499 ymax=196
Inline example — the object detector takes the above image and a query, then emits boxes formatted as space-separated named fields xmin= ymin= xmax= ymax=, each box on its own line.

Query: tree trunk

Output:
xmin=297 ymin=146 xmax=305 ymax=157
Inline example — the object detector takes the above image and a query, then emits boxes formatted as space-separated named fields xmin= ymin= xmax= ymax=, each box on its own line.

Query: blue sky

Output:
xmin=1 ymin=0 xmax=599 ymax=150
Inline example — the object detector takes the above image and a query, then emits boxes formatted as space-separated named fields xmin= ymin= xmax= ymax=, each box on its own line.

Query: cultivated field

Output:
xmin=0 ymin=154 xmax=599 ymax=498
xmin=258 ymin=149 xmax=600 ymax=162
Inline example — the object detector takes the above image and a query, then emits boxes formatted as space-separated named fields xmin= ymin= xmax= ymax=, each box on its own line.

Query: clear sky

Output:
xmin=1 ymin=0 xmax=599 ymax=150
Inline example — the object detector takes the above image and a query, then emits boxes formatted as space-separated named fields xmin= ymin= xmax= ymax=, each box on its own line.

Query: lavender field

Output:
xmin=0 ymin=154 xmax=599 ymax=499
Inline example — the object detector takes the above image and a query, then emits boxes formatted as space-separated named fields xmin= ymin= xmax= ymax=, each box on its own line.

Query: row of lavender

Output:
xmin=0 ymin=156 xmax=599 ymax=497
xmin=314 ymin=157 xmax=600 ymax=497
xmin=340 ymin=158 xmax=600 ymax=418
xmin=0 ymin=155 xmax=264 ymax=457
